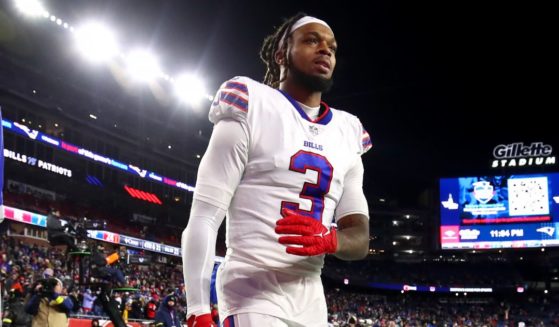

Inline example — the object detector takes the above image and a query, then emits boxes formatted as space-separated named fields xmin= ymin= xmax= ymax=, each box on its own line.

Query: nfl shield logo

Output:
xmin=309 ymin=125 xmax=319 ymax=136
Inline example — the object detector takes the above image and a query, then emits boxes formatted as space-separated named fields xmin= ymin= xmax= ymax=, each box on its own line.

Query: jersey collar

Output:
xmin=279 ymin=90 xmax=333 ymax=125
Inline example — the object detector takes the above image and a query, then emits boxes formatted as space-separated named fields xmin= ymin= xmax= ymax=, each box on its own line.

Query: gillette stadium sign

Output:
xmin=491 ymin=142 xmax=555 ymax=168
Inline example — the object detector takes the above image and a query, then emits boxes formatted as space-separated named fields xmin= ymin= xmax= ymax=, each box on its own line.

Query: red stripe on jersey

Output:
xmin=220 ymin=95 xmax=248 ymax=112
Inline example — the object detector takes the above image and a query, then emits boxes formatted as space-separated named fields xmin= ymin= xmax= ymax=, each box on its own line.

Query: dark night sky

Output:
xmin=2 ymin=1 xmax=556 ymax=204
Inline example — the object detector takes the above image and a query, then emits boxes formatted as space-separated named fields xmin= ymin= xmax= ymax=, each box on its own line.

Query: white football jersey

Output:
xmin=209 ymin=76 xmax=371 ymax=275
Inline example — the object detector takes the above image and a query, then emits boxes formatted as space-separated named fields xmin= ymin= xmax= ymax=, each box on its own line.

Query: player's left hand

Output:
xmin=275 ymin=208 xmax=338 ymax=256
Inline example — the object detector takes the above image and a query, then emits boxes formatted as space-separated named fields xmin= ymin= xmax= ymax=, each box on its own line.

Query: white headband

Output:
xmin=290 ymin=16 xmax=330 ymax=33
xmin=279 ymin=16 xmax=332 ymax=48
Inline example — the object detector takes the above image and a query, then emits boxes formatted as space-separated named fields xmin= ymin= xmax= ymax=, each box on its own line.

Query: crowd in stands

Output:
xmin=326 ymin=289 xmax=559 ymax=326
xmin=324 ymin=258 xmax=525 ymax=289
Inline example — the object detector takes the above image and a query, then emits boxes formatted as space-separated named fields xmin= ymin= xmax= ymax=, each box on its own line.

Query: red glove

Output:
xmin=187 ymin=313 xmax=216 ymax=327
xmin=275 ymin=208 xmax=338 ymax=256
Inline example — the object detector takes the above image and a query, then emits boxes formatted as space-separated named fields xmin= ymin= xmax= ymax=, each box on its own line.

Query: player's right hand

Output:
xmin=275 ymin=208 xmax=338 ymax=256
xmin=187 ymin=313 xmax=216 ymax=327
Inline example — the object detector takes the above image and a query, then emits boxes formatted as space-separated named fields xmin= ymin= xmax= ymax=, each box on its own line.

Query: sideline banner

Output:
xmin=69 ymin=318 xmax=144 ymax=327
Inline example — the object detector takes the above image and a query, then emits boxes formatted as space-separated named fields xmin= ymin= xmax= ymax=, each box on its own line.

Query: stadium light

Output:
xmin=74 ymin=22 xmax=119 ymax=63
xmin=12 ymin=1 xmax=217 ymax=108
xmin=14 ymin=0 xmax=47 ymax=17
xmin=126 ymin=50 xmax=161 ymax=83
xmin=174 ymin=73 xmax=207 ymax=107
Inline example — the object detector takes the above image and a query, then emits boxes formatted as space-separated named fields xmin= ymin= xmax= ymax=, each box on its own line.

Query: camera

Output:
xmin=45 ymin=213 xmax=127 ymax=327
xmin=46 ymin=213 xmax=106 ymax=251
xmin=32 ymin=278 xmax=58 ymax=299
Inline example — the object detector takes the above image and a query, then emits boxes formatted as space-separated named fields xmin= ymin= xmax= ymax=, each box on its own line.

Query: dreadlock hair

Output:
xmin=259 ymin=12 xmax=307 ymax=88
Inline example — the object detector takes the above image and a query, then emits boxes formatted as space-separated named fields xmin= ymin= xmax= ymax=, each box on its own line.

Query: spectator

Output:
xmin=145 ymin=299 xmax=158 ymax=320
xmin=154 ymin=295 xmax=181 ymax=327
xmin=42 ymin=268 xmax=53 ymax=279
xmin=129 ymin=299 xmax=144 ymax=319
xmin=82 ymin=289 xmax=97 ymax=314
xmin=122 ymin=299 xmax=132 ymax=324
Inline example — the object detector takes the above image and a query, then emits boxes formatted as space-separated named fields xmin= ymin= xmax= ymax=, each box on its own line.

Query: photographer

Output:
xmin=24 ymin=278 xmax=74 ymax=327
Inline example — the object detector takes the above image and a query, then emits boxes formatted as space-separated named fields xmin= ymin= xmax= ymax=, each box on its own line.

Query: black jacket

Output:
xmin=154 ymin=296 xmax=181 ymax=327
xmin=3 ymin=298 xmax=32 ymax=327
